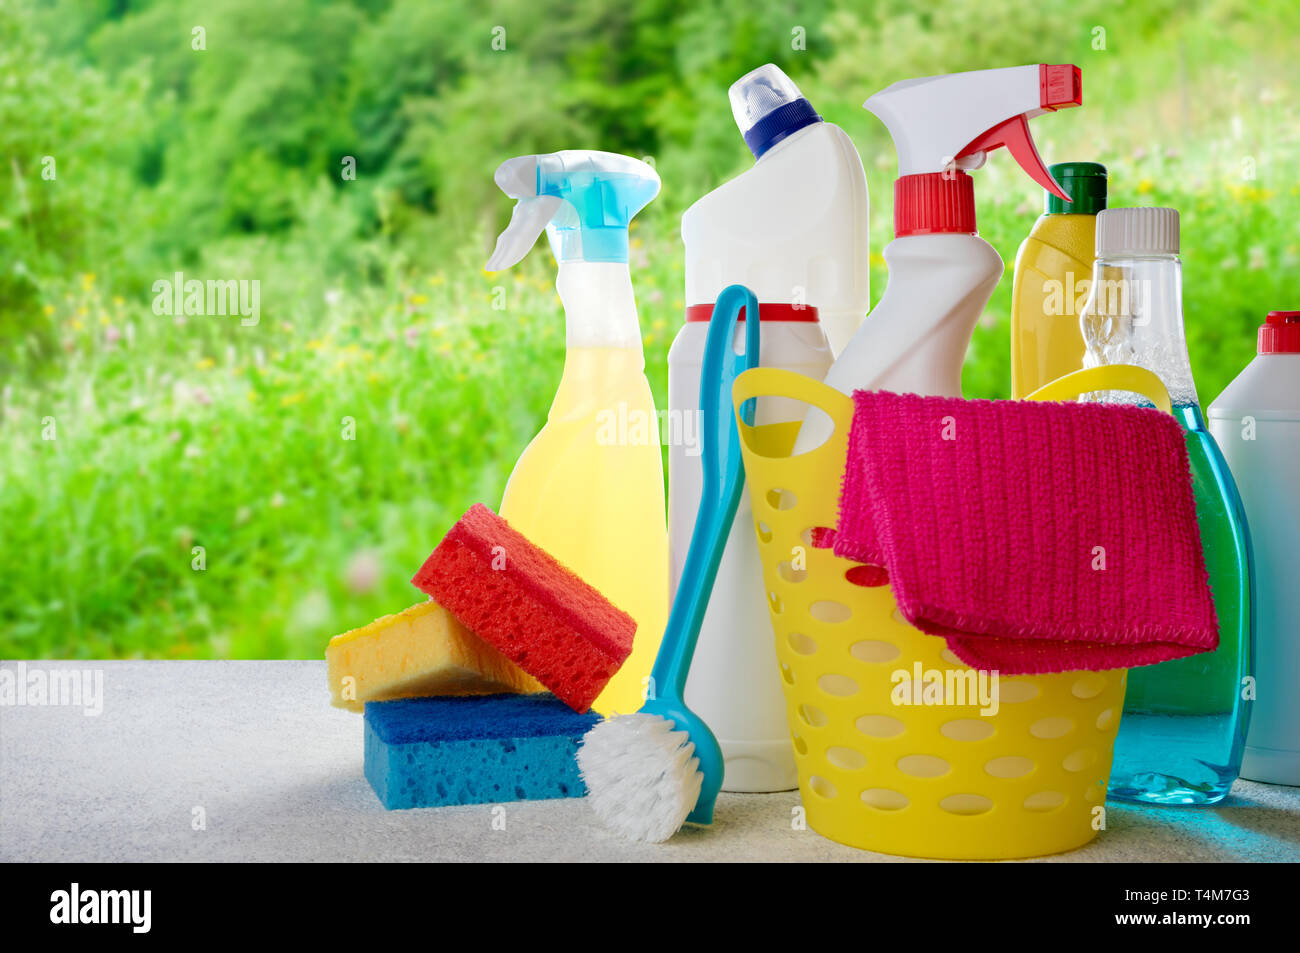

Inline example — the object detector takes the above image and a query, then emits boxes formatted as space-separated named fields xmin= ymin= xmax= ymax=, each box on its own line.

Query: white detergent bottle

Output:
xmin=673 ymin=65 xmax=855 ymax=792
xmin=680 ymin=64 xmax=870 ymax=357
xmin=1209 ymin=311 xmax=1300 ymax=785
xmin=800 ymin=64 xmax=1083 ymax=436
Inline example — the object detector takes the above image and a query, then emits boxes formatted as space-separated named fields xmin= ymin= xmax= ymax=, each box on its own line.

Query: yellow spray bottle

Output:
xmin=485 ymin=150 xmax=668 ymax=715
xmin=1010 ymin=161 xmax=1107 ymax=397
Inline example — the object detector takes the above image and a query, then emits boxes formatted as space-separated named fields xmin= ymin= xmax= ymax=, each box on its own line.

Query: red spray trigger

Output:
xmin=953 ymin=64 xmax=1081 ymax=202
xmin=956 ymin=115 xmax=1069 ymax=201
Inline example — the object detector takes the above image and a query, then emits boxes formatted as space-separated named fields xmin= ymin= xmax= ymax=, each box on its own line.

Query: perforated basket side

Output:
xmin=733 ymin=368 xmax=1125 ymax=859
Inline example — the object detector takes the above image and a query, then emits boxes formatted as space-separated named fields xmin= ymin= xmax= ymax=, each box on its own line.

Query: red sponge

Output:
xmin=412 ymin=504 xmax=636 ymax=713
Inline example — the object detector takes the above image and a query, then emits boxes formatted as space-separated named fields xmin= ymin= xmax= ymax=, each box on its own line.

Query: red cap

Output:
xmin=1040 ymin=64 xmax=1082 ymax=110
xmin=1259 ymin=311 xmax=1300 ymax=354
xmin=894 ymin=171 xmax=976 ymax=237
xmin=685 ymin=302 xmax=819 ymax=322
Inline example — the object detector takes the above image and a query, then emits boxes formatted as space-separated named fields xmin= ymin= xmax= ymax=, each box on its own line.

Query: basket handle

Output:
xmin=731 ymin=367 xmax=855 ymax=458
xmin=1024 ymin=364 xmax=1172 ymax=413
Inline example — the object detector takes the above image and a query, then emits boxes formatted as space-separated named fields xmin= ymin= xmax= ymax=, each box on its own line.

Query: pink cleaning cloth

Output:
xmin=815 ymin=391 xmax=1219 ymax=675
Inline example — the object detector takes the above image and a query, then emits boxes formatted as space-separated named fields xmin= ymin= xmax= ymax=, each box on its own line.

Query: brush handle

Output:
xmin=650 ymin=285 xmax=760 ymax=700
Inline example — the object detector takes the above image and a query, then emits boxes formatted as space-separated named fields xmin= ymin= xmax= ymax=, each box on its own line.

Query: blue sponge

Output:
xmin=363 ymin=693 xmax=601 ymax=810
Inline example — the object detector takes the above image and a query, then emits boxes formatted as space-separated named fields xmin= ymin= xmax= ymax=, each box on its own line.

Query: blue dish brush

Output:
xmin=577 ymin=284 xmax=760 ymax=842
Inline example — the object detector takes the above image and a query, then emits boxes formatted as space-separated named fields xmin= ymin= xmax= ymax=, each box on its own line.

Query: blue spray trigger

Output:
xmin=540 ymin=167 xmax=660 ymax=264
xmin=488 ymin=151 xmax=659 ymax=269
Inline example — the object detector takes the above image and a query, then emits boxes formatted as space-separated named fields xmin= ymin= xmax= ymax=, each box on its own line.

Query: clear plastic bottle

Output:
xmin=1080 ymin=207 xmax=1254 ymax=804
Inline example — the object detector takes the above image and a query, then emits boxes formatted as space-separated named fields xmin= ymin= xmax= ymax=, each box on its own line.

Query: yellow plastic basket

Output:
xmin=731 ymin=366 xmax=1168 ymax=859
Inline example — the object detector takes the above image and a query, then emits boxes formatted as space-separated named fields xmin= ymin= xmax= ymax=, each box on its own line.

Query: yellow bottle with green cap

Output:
xmin=1010 ymin=161 xmax=1107 ymax=397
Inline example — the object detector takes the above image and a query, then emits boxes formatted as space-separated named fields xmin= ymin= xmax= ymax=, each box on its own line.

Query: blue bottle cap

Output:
xmin=730 ymin=64 xmax=823 ymax=160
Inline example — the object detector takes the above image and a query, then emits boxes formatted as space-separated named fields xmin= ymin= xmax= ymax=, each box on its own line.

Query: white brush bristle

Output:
xmin=577 ymin=713 xmax=704 ymax=844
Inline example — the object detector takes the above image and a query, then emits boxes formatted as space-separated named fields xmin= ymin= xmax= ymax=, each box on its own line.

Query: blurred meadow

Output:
xmin=2 ymin=0 xmax=1299 ymax=658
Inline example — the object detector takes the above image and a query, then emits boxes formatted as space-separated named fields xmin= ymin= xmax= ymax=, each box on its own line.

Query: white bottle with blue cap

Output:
xmin=679 ymin=64 xmax=870 ymax=357
xmin=671 ymin=65 xmax=866 ymax=792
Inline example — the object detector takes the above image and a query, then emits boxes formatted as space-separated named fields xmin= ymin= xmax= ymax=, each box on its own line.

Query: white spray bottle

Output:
xmin=486 ymin=150 xmax=668 ymax=716
xmin=803 ymin=65 xmax=1082 ymax=433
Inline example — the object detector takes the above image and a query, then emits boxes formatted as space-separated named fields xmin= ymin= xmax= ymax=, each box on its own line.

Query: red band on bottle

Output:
xmin=685 ymin=302 xmax=820 ymax=322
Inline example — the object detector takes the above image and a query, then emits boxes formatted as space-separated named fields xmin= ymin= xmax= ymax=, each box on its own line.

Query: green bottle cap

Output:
xmin=1045 ymin=161 xmax=1107 ymax=215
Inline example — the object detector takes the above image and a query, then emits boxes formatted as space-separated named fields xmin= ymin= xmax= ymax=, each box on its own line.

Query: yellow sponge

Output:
xmin=327 ymin=600 xmax=541 ymax=711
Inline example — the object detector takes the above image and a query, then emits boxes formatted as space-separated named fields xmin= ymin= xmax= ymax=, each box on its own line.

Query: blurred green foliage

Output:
xmin=2 ymin=0 xmax=1299 ymax=657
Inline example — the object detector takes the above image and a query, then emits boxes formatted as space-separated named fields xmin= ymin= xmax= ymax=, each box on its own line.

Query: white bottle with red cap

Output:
xmin=670 ymin=64 xmax=856 ymax=792
xmin=1208 ymin=311 xmax=1300 ymax=785
xmin=800 ymin=64 xmax=1083 ymax=441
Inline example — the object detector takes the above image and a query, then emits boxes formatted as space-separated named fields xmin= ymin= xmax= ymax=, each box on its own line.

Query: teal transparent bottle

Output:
xmin=1079 ymin=208 xmax=1254 ymax=805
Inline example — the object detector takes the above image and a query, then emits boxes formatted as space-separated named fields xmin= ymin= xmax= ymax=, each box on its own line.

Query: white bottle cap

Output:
xmin=728 ymin=64 xmax=821 ymax=159
xmin=1096 ymin=207 xmax=1180 ymax=257
xmin=729 ymin=64 xmax=802 ymax=132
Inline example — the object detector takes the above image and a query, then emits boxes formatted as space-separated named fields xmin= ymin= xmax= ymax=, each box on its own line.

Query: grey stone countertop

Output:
xmin=1 ymin=661 xmax=1296 ymax=862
